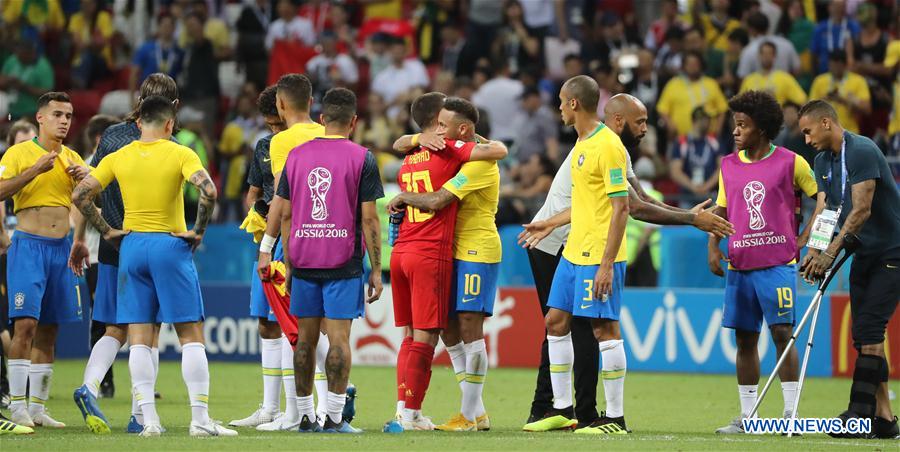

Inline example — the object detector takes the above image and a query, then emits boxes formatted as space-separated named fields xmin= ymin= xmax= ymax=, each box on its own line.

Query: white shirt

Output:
xmin=521 ymin=0 xmax=555 ymax=29
xmin=737 ymin=35 xmax=801 ymax=78
xmin=531 ymin=144 xmax=635 ymax=255
xmin=306 ymin=53 xmax=359 ymax=84
xmin=472 ymin=77 xmax=525 ymax=142
xmin=371 ymin=59 xmax=429 ymax=105
xmin=265 ymin=16 xmax=316 ymax=50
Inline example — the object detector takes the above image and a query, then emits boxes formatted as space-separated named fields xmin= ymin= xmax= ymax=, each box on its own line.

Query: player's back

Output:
xmin=92 ymin=139 xmax=204 ymax=233
xmin=393 ymin=138 xmax=475 ymax=261
xmin=269 ymin=121 xmax=326 ymax=174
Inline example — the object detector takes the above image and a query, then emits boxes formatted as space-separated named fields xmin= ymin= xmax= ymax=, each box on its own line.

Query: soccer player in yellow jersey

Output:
xmin=390 ymin=98 xmax=501 ymax=432
xmin=520 ymin=76 xmax=630 ymax=435
xmin=72 ymin=96 xmax=235 ymax=438
xmin=739 ymin=42 xmax=807 ymax=107
xmin=0 ymin=92 xmax=90 ymax=429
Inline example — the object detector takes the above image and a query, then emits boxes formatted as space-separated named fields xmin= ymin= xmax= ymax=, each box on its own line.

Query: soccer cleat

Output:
xmin=574 ymin=415 xmax=629 ymax=435
xmin=873 ymin=416 xmax=900 ymax=439
xmin=781 ymin=411 xmax=801 ymax=437
xmin=229 ymin=405 xmax=278 ymax=427
xmin=256 ymin=413 xmax=300 ymax=431
xmin=715 ymin=416 xmax=746 ymax=434
xmin=383 ymin=419 xmax=404 ymax=433
xmin=522 ymin=408 xmax=577 ymax=432
xmin=343 ymin=384 xmax=357 ymax=423
xmin=74 ymin=384 xmax=111 ymax=434
xmin=322 ymin=416 xmax=363 ymax=433
xmin=139 ymin=424 xmax=163 ymax=437
xmin=435 ymin=413 xmax=476 ymax=432
xmin=31 ymin=410 xmax=66 ymax=428
xmin=99 ymin=380 xmax=115 ymax=399
xmin=400 ymin=413 xmax=436 ymax=431
xmin=126 ymin=415 xmax=143 ymax=433
xmin=297 ymin=414 xmax=322 ymax=433
xmin=9 ymin=409 xmax=34 ymax=428
xmin=190 ymin=420 xmax=238 ymax=437
xmin=0 ymin=413 xmax=34 ymax=435
xmin=476 ymin=414 xmax=491 ymax=431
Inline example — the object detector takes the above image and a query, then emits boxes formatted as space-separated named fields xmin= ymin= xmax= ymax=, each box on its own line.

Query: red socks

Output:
xmin=396 ymin=336 xmax=414 ymax=401
xmin=403 ymin=341 xmax=435 ymax=411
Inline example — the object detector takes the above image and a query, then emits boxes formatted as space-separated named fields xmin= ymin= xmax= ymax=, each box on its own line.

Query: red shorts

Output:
xmin=390 ymin=251 xmax=452 ymax=330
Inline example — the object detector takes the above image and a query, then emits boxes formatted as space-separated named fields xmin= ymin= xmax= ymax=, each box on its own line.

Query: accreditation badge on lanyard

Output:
xmin=808 ymin=136 xmax=847 ymax=251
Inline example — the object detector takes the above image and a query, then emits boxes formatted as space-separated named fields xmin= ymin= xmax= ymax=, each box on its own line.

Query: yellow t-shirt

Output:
xmin=563 ymin=124 xmax=629 ymax=265
xmin=364 ymin=0 xmax=403 ymax=19
xmin=715 ymin=148 xmax=818 ymax=208
xmin=699 ymin=15 xmax=742 ymax=52
xmin=68 ymin=10 xmax=114 ymax=66
xmin=889 ymin=80 xmax=900 ymax=136
xmin=269 ymin=122 xmax=326 ymax=175
xmin=657 ymin=76 xmax=729 ymax=136
xmin=2 ymin=0 xmax=64 ymax=29
xmin=0 ymin=139 xmax=86 ymax=212
xmin=91 ymin=140 xmax=204 ymax=233
xmin=443 ymin=161 xmax=502 ymax=263
xmin=808 ymin=72 xmax=870 ymax=134
xmin=739 ymin=70 xmax=808 ymax=106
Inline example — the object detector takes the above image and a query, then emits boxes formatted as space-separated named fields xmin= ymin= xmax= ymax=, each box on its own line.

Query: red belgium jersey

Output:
xmin=392 ymin=138 xmax=475 ymax=261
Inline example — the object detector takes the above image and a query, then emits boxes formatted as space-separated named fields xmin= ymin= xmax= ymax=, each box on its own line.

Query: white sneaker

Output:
xmin=715 ymin=416 xmax=746 ymax=434
xmin=31 ymin=411 xmax=66 ymax=428
xmin=228 ymin=405 xmax=277 ymax=427
xmin=191 ymin=420 xmax=238 ymax=437
xmin=400 ymin=413 xmax=436 ymax=431
xmin=10 ymin=409 xmax=34 ymax=428
xmin=256 ymin=413 xmax=300 ymax=431
xmin=139 ymin=424 xmax=163 ymax=437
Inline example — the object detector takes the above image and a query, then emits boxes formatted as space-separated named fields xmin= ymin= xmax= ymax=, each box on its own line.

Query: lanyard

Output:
xmin=156 ymin=42 xmax=176 ymax=74
xmin=827 ymin=133 xmax=848 ymax=216
xmin=827 ymin=19 xmax=848 ymax=52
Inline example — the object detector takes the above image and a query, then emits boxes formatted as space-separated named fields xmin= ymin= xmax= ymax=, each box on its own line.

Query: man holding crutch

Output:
xmin=799 ymin=100 xmax=900 ymax=439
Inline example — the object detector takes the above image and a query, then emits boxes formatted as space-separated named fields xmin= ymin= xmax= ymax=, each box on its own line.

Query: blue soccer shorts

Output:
xmin=723 ymin=264 xmax=797 ymax=332
xmin=290 ymin=275 xmax=365 ymax=320
xmin=116 ymin=233 xmax=204 ymax=324
xmin=449 ymin=260 xmax=499 ymax=317
xmin=91 ymin=263 xmax=119 ymax=324
xmin=7 ymin=231 xmax=82 ymax=324
xmin=250 ymin=241 xmax=283 ymax=321
xmin=547 ymin=257 xmax=626 ymax=320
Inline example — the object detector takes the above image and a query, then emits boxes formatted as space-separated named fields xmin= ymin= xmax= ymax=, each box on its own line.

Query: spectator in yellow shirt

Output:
xmin=809 ymin=52 xmax=871 ymax=134
xmin=739 ymin=42 xmax=808 ymax=106
xmin=657 ymin=50 xmax=729 ymax=139
xmin=692 ymin=0 xmax=742 ymax=53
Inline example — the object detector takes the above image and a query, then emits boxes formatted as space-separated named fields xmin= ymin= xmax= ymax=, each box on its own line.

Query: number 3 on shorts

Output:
xmin=582 ymin=279 xmax=593 ymax=301
xmin=776 ymin=287 xmax=793 ymax=309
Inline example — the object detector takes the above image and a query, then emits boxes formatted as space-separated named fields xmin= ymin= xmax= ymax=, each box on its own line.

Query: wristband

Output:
xmin=411 ymin=133 xmax=420 ymax=146
xmin=823 ymin=251 xmax=836 ymax=260
xmin=259 ymin=234 xmax=276 ymax=254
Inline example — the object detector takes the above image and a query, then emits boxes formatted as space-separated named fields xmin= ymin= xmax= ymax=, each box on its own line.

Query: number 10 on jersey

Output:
xmin=401 ymin=170 xmax=435 ymax=223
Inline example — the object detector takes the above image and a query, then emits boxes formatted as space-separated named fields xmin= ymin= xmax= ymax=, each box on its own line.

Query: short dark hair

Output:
xmin=276 ymin=73 xmax=312 ymax=111
xmin=728 ymin=90 xmax=784 ymax=140
xmin=664 ymin=25 xmax=685 ymax=42
xmin=411 ymin=92 xmax=447 ymax=129
xmin=5 ymin=119 xmax=37 ymax=147
xmin=562 ymin=75 xmax=600 ymax=112
xmin=747 ymin=12 xmax=769 ymax=33
xmin=321 ymin=88 xmax=356 ymax=125
xmin=563 ymin=53 xmax=581 ymax=64
xmin=691 ymin=106 xmax=710 ymax=120
xmin=443 ymin=97 xmax=479 ymax=125
xmin=682 ymin=50 xmax=706 ymax=70
xmin=759 ymin=41 xmax=777 ymax=55
xmin=138 ymin=95 xmax=176 ymax=126
xmin=126 ymin=73 xmax=179 ymax=122
xmin=828 ymin=51 xmax=847 ymax=64
xmin=728 ymin=28 xmax=750 ymax=47
xmin=798 ymin=99 xmax=838 ymax=121
xmin=684 ymin=25 xmax=705 ymax=39
xmin=37 ymin=92 xmax=71 ymax=110
xmin=86 ymin=114 xmax=118 ymax=140
xmin=257 ymin=86 xmax=279 ymax=117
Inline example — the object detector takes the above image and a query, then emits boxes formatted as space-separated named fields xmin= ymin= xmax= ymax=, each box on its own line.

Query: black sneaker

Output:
xmin=99 ymin=380 xmax=115 ymax=399
xmin=829 ymin=410 xmax=867 ymax=439
xmin=873 ymin=416 xmax=900 ymax=439
xmin=298 ymin=414 xmax=322 ymax=433
xmin=597 ymin=411 xmax=629 ymax=433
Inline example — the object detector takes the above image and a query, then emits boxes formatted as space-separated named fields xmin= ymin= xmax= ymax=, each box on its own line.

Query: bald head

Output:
xmin=604 ymin=94 xmax=644 ymax=122
xmin=604 ymin=94 xmax=648 ymax=148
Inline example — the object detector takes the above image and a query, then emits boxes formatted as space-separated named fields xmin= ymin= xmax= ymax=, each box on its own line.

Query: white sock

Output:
xmin=462 ymin=339 xmax=487 ymax=422
xmin=315 ymin=333 xmax=329 ymax=414
xmin=396 ymin=400 xmax=405 ymax=414
xmin=131 ymin=387 xmax=142 ymax=422
xmin=260 ymin=337 xmax=282 ymax=413
xmin=782 ymin=381 xmax=798 ymax=416
xmin=281 ymin=335 xmax=298 ymax=420
xmin=599 ymin=339 xmax=626 ymax=418
xmin=27 ymin=363 xmax=53 ymax=417
xmin=296 ymin=394 xmax=316 ymax=421
xmin=326 ymin=391 xmax=346 ymax=424
xmin=83 ymin=336 xmax=121 ymax=397
xmin=8 ymin=359 xmax=29 ymax=413
xmin=739 ymin=385 xmax=759 ymax=418
xmin=446 ymin=342 xmax=467 ymax=390
xmin=151 ymin=347 xmax=159 ymax=381
xmin=401 ymin=407 xmax=417 ymax=422
xmin=130 ymin=345 xmax=160 ymax=425
xmin=181 ymin=342 xmax=211 ymax=425
xmin=547 ymin=334 xmax=574 ymax=409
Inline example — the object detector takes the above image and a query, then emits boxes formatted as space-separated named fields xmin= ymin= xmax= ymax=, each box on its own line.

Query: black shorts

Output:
xmin=848 ymin=249 xmax=900 ymax=348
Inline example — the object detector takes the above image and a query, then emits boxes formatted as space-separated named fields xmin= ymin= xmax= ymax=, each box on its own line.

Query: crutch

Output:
xmin=747 ymin=233 xmax=861 ymax=426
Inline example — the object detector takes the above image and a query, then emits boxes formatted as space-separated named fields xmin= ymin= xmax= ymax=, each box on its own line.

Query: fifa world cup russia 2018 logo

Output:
xmin=743 ymin=180 xmax=766 ymax=230
xmin=308 ymin=167 xmax=332 ymax=221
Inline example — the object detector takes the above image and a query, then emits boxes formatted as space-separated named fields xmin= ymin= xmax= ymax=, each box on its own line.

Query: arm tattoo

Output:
xmin=367 ymin=226 xmax=381 ymax=269
xmin=400 ymin=188 xmax=456 ymax=211
xmin=189 ymin=170 xmax=217 ymax=234
xmin=72 ymin=181 xmax=112 ymax=235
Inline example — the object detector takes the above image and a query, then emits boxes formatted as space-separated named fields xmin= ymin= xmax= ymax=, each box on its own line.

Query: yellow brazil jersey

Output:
xmin=443 ymin=160 xmax=502 ymax=263
xmin=0 ymin=138 xmax=86 ymax=212
xmin=700 ymin=15 xmax=742 ymax=52
xmin=563 ymin=124 xmax=629 ymax=266
xmin=715 ymin=147 xmax=818 ymax=208
xmin=91 ymin=139 xmax=204 ymax=233
xmin=809 ymin=72 xmax=870 ymax=134
xmin=269 ymin=122 xmax=326 ymax=175
xmin=889 ymin=80 xmax=900 ymax=136
xmin=739 ymin=70 xmax=808 ymax=106
xmin=657 ymin=76 xmax=729 ymax=136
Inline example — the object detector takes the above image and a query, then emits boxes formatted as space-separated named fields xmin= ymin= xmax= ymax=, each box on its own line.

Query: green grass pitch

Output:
xmin=1 ymin=360 xmax=896 ymax=450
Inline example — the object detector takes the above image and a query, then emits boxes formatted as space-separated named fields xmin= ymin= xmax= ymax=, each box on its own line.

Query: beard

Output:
xmin=619 ymin=125 xmax=642 ymax=150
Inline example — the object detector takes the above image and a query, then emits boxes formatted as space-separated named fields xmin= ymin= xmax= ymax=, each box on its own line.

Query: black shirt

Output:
xmin=182 ymin=39 xmax=219 ymax=100
xmin=814 ymin=132 xmax=900 ymax=257
xmin=247 ymin=134 xmax=275 ymax=204
xmin=277 ymin=149 xmax=384 ymax=280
